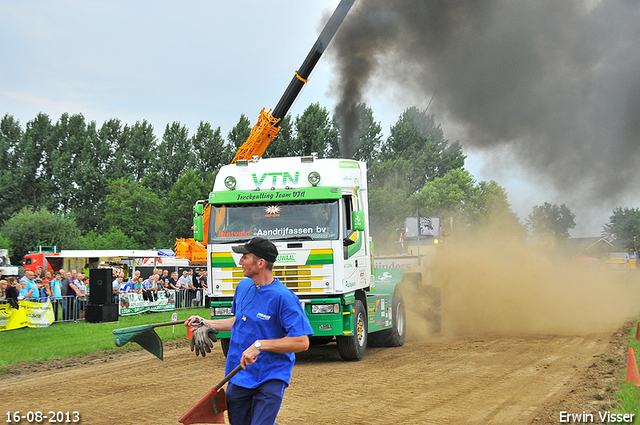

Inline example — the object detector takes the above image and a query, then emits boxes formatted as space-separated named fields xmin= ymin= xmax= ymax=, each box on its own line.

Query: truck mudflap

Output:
xmin=374 ymin=263 xmax=441 ymax=333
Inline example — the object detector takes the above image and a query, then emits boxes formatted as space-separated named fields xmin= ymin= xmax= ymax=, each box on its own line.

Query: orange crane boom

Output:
xmin=177 ymin=1 xmax=355 ymax=260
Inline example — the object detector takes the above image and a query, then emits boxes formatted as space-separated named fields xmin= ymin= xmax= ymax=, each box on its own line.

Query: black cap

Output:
xmin=232 ymin=237 xmax=278 ymax=263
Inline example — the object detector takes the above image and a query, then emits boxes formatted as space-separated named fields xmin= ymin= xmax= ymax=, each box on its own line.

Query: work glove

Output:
xmin=190 ymin=317 xmax=219 ymax=358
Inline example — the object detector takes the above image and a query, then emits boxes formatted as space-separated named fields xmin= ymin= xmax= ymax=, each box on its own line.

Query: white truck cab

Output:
xmin=194 ymin=155 xmax=405 ymax=360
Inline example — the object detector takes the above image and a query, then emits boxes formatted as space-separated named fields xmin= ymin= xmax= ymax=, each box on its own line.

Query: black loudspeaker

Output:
xmin=85 ymin=304 xmax=119 ymax=323
xmin=89 ymin=268 xmax=113 ymax=305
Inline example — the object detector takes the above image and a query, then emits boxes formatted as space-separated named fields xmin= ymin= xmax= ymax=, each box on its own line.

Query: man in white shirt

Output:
xmin=178 ymin=271 xmax=190 ymax=308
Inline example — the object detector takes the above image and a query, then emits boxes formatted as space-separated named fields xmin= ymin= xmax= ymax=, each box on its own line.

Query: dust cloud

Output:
xmin=402 ymin=230 xmax=640 ymax=340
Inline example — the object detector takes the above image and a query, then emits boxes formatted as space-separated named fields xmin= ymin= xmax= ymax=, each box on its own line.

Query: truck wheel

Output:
xmin=368 ymin=289 xmax=406 ymax=347
xmin=220 ymin=338 xmax=230 ymax=357
xmin=337 ymin=300 xmax=367 ymax=361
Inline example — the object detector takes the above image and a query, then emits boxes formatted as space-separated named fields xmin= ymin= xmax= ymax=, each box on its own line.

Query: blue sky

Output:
xmin=1 ymin=1 xmax=618 ymax=237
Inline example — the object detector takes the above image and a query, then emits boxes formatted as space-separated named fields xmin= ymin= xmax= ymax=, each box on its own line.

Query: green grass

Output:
xmin=609 ymin=322 xmax=640 ymax=423
xmin=0 ymin=308 xmax=210 ymax=371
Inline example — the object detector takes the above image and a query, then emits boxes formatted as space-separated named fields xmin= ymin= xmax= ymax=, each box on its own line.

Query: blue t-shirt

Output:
xmin=21 ymin=277 xmax=39 ymax=301
xmin=51 ymin=279 xmax=62 ymax=300
xmin=227 ymin=278 xmax=313 ymax=389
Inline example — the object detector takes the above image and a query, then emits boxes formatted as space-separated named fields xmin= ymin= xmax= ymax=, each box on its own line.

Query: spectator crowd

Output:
xmin=0 ymin=266 xmax=208 ymax=322
xmin=112 ymin=268 xmax=208 ymax=308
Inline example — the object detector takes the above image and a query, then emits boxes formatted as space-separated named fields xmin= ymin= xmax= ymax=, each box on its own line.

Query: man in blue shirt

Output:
xmin=20 ymin=270 xmax=39 ymax=302
xmin=186 ymin=237 xmax=313 ymax=425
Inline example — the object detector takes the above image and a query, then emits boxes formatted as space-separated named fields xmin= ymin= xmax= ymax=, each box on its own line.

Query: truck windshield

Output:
xmin=209 ymin=201 xmax=339 ymax=243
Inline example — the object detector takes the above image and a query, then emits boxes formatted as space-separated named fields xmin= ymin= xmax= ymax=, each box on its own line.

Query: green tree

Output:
xmin=411 ymin=169 xmax=517 ymax=229
xmin=100 ymin=118 xmax=157 ymax=183
xmin=227 ymin=114 xmax=252 ymax=150
xmin=127 ymin=120 xmax=157 ymax=182
xmin=79 ymin=229 xmax=141 ymax=250
xmin=262 ymin=115 xmax=294 ymax=159
xmin=147 ymin=122 xmax=194 ymax=198
xmin=191 ymin=121 xmax=231 ymax=186
xmin=292 ymin=103 xmax=339 ymax=158
xmin=50 ymin=113 xmax=89 ymax=214
xmin=162 ymin=169 xmax=210 ymax=245
xmin=70 ymin=120 xmax=110 ymax=232
xmin=376 ymin=107 xmax=465 ymax=194
xmin=602 ymin=207 xmax=640 ymax=251
xmin=0 ymin=233 xmax=12 ymax=253
xmin=370 ymin=168 xmax=520 ymax=245
xmin=100 ymin=118 xmax=130 ymax=181
xmin=526 ymin=202 xmax=576 ymax=240
xmin=469 ymin=180 xmax=518 ymax=227
xmin=351 ymin=103 xmax=383 ymax=164
xmin=1 ymin=207 xmax=81 ymax=264
xmin=102 ymin=178 xmax=164 ymax=248
xmin=48 ymin=113 xmax=110 ymax=233
xmin=0 ymin=114 xmax=24 ymax=223
xmin=15 ymin=113 xmax=57 ymax=213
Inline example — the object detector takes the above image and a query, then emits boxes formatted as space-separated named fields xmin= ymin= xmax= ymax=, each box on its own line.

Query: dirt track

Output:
xmin=0 ymin=329 xmax=626 ymax=425
xmin=4 ymin=240 xmax=640 ymax=424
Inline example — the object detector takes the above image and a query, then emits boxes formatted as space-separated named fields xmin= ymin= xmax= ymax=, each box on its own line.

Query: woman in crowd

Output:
xmin=76 ymin=276 xmax=88 ymax=320
xmin=4 ymin=278 xmax=19 ymax=309
xmin=0 ymin=279 xmax=6 ymax=302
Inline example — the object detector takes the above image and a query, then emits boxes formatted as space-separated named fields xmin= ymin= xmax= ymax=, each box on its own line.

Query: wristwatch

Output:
xmin=254 ymin=340 xmax=262 ymax=352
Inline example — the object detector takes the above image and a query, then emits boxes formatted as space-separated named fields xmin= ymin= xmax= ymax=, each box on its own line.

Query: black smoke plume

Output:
xmin=329 ymin=0 xmax=640 ymax=212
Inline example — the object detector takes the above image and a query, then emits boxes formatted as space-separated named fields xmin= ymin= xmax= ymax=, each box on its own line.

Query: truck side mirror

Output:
xmin=193 ymin=215 xmax=204 ymax=242
xmin=352 ymin=211 xmax=365 ymax=231
xmin=194 ymin=204 xmax=204 ymax=215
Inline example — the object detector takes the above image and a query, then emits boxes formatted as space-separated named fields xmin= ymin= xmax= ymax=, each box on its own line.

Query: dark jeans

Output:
xmin=142 ymin=289 xmax=156 ymax=302
xmin=226 ymin=380 xmax=285 ymax=425
xmin=186 ymin=289 xmax=196 ymax=307
xmin=52 ymin=299 xmax=61 ymax=321
xmin=63 ymin=297 xmax=76 ymax=320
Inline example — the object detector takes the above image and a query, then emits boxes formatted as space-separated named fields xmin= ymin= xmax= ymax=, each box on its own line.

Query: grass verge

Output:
xmin=0 ymin=308 xmax=210 ymax=373
xmin=610 ymin=321 xmax=640 ymax=422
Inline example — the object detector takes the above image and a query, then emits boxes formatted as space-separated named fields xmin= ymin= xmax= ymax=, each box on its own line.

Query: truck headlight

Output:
xmin=311 ymin=304 xmax=339 ymax=314
xmin=224 ymin=176 xmax=236 ymax=189
xmin=213 ymin=307 xmax=233 ymax=316
xmin=308 ymin=171 xmax=321 ymax=186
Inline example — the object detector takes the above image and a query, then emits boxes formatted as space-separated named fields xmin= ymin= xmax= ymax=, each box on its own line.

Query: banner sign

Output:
xmin=118 ymin=290 xmax=176 ymax=315
xmin=0 ymin=301 xmax=54 ymax=331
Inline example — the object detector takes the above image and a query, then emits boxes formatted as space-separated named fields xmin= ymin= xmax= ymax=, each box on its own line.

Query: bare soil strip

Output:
xmin=1 ymin=325 xmax=627 ymax=425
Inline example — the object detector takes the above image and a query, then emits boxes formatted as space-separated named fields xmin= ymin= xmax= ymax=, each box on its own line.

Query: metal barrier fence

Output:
xmin=50 ymin=289 xmax=207 ymax=323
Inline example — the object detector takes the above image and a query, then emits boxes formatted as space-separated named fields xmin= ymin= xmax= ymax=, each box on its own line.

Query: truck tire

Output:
xmin=220 ymin=338 xmax=230 ymax=357
xmin=337 ymin=299 xmax=367 ymax=361
xmin=368 ymin=288 xmax=406 ymax=347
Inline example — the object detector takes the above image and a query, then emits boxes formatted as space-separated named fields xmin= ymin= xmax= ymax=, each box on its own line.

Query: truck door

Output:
xmin=342 ymin=194 xmax=367 ymax=290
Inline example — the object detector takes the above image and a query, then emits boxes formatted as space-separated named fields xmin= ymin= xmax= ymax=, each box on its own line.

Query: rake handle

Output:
xmin=150 ymin=319 xmax=240 ymax=390
xmin=215 ymin=364 xmax=243 ymax=391
xmin=152 ymin=320 xmax=187 ymax=328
